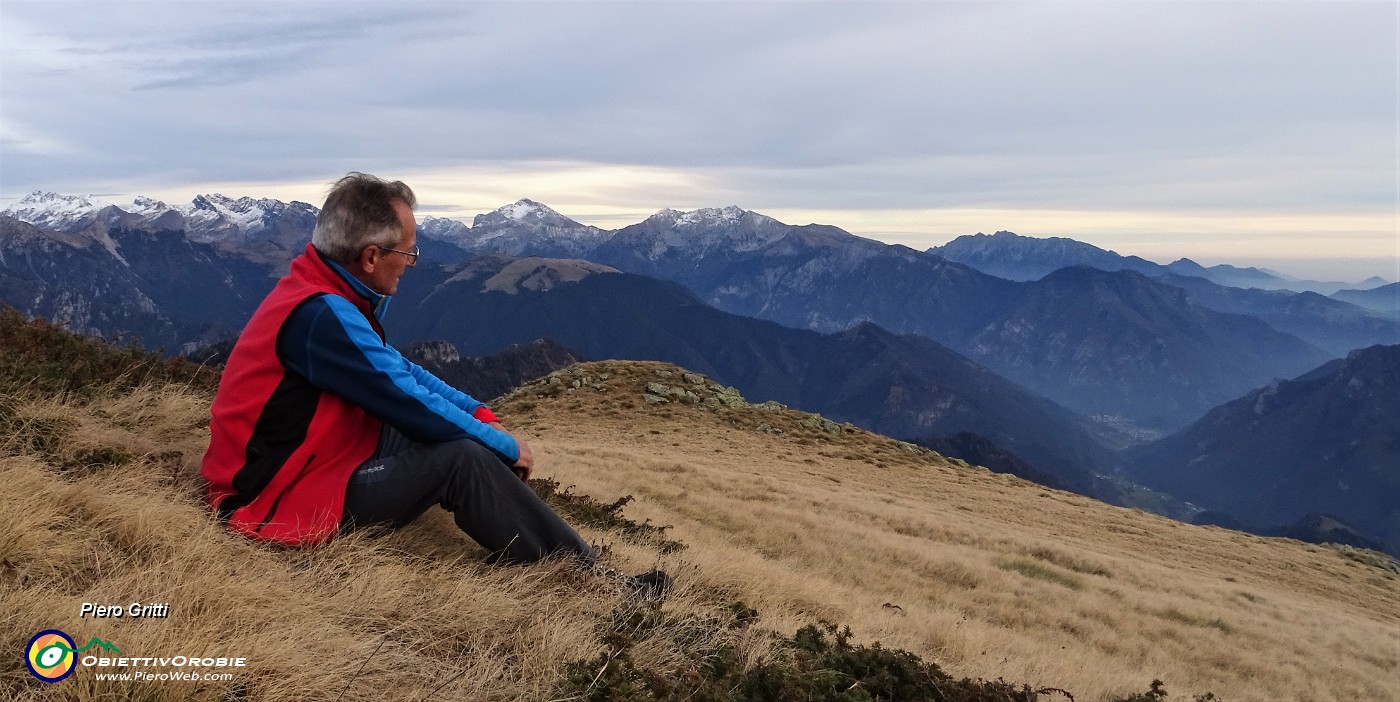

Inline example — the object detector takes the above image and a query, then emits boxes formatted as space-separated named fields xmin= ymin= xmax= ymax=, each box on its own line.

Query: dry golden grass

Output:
xmin=498 ymin=362 xmax=1400 ymax=702
xmin=1 ymin=382 xmax=753 ymax=701
xmin=2 ymin=360 xmax=1397 ymax=701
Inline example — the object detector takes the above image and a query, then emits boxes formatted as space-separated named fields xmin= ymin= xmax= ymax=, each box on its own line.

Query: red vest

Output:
xmin=201 ymin=245 xmax=383 ymax=545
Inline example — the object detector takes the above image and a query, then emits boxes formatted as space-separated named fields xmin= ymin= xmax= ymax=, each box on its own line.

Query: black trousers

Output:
xmin=343 ymin=426 xmax=597 ymax=565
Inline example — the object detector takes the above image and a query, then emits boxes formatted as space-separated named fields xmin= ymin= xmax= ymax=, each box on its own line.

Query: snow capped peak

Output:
xmin=190 ymin=193 xmax=260 ymax=211
xmin=183 ymin=194 xmax=270 ymax=234
xmin=501 ymin=198 xmax=553 ymax=221
xmin=650 ymin=205 xmax=755 ymax=227
xmin=3 ymin=191 xmax=110 ymax=230
xmin=124 ymin=196 xmax=175 ymax=217
xmin=635 ymin=205 xmax=793 ymax=256
xmin=174 ymin=194 xmax=318 ymax=245
xmin=188 ymin=193 xmax=308 ymax=216
xmin=9 ymin=190 xmax=102 ymax=213
xmin=418 ymin=216 xmax=472 ymax=244
xmin=473 ymin=198 xmax=579 ymax=230
xmin=4 ymin=189 xmax=311 ymax=249
xmin=15 ymin=190 xmax=103 ymax=208
xmin=692 ymin=205 xmax=748 ymax=222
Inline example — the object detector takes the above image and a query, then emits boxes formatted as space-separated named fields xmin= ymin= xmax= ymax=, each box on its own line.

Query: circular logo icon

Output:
xmin=26 ymin=630 xmax=77 ymax=683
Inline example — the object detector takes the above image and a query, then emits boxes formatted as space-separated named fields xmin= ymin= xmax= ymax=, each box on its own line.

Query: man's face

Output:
xmin=359 ymin=199 xmax=417 ymax=296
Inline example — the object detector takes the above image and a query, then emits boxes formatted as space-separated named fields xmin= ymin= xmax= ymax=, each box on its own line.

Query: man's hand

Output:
xmin=511 ymin=437 xmax=534 ymax=481
xmin=490 ymin=421 xmax=533 ymax=482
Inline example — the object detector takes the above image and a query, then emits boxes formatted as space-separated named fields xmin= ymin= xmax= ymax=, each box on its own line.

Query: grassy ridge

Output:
xmin=2 ymin=310 xmax=1232 ymax=700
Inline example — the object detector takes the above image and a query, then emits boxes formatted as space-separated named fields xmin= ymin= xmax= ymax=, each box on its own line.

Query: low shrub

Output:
xmin=530 ymin=476 xmax=687 ymax=553
xmin=0 ymin=307 xmax=219 ymax=399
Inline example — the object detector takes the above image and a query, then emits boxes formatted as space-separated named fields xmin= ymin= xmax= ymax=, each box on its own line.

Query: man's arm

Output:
xmin=402 ymin=360 xmax=502 ymax=424
xmin=279 ymin=295 xmax=519 ymax=464
xmin=403 ymin=360 xmax=532 ymax=480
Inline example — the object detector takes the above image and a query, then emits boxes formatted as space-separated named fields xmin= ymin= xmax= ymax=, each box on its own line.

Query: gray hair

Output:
xmin=311 ymin=172 xmax=417 ymax=263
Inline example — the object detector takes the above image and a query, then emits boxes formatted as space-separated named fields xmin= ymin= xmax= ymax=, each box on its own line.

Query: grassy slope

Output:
xmin=1 ymin=313 xmax=1397 ymax=701
xmin=494 ymin=364 xmax=1400 ymax=701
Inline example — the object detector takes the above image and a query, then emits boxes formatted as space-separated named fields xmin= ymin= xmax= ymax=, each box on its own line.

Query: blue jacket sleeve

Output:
xmin=403 ymin=359 xmax=488 ymax=416
xmin=278 ymin=295 xmax=519 ymax=463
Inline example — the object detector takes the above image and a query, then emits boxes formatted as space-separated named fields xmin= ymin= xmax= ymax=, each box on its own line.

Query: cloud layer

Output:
xmin=1 ymin=1 xmax=1395 ymax=276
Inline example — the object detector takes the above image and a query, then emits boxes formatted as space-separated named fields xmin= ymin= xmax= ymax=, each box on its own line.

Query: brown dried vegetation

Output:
xmin=2 ymin=317 xmax=1397 ymax=700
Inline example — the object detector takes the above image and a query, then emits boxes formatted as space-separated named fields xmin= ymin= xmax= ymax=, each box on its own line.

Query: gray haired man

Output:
xmin=202 ymin=173 xmax=670 ymax=594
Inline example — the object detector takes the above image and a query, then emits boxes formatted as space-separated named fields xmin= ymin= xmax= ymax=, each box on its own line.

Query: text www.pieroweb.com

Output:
xmin=93 ymin=671 xmax=235 ymax=682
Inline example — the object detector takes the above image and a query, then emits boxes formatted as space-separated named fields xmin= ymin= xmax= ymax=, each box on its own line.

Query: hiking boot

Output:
xmin=625 ymin=568 xmax=674 ymax=599
xmin=592 ymin=565 xmax=675 ymax=600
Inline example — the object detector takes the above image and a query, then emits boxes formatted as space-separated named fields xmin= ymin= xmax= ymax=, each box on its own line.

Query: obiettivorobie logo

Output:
xmin=25 ymin=628 xmax=248 ymax=684
xmin=25 ymin=630 xmax=120 ymax=683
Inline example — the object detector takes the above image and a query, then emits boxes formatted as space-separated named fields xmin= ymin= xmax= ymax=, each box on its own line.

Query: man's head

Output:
xmin=312 ymin=172 xmax=418 ymax=296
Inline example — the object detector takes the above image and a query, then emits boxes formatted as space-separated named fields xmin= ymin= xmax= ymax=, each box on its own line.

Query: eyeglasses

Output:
xmin=378 ymin=244 xmax=420 ymax=267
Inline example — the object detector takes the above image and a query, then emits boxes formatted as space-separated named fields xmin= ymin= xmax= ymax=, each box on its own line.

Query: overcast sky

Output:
xmin=1 ymin=1 xmax=1396 ymax=280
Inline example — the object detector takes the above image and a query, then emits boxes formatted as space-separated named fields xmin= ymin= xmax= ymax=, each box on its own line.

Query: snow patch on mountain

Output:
xmin=638 ymin=206 xmax=792 ymax=255
xmin=3 ymin=191 xmax=108 ymax=231
xmin=442 ymin=199 xmax=613 ymax=257
xmin=124 ymin=196 xmax=176 ymax=218
xmin=651 ymin=205 xmax=761 ymax=228
xmin=183 ymin=195 xmax=274 ymax=237
xmin=419 ymin=216 xmax=472 ymax=244
xmin=501 ymin=199 xmax=549 ymax=222
xmin=472 ymin=199 xmax=581 ymax=229
xmin=2 ymin=190 xmax=309 ymax=242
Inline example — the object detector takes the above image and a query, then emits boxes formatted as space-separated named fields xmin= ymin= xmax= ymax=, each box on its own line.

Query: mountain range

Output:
xmin=4 ymin=190 xmax=318 ymax=258
xmin=0 ymin=216 xmax=267 ymax=350
xmin=5 ymin=191 xmax=1395 ymax=432
xmin=3 ymin=189 xmax=1397 ymax=551
xmin=414 ymin=200 xmax=1389 ymax=431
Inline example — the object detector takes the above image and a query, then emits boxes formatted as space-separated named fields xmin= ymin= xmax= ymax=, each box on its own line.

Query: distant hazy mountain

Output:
xmin=927 ymin=231 xmax=1163 ymax=281
xmin=929 ymin=229 xmax=1377 ymax=295
xmin=1159 ymin=276 xmax=1400 ymax=356
xmin=387 ymin=255 xmax=1116 ymax=496
xmin=1332 ymin=282 xmax=1400 ymax=318
xmin=1162 ymin=258 xmax=1286 ymax=290
xmin=1127 ymin=344 xmax=1400 ymax=551
xmin=961 ymin=266 xmax=1332 ymax=430
xmin=928 ymin=230 xmax=1398 ymax=357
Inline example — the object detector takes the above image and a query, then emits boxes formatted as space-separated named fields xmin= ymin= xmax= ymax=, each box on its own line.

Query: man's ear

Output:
xmin=354 ymin=244 xmax=379 ymax=273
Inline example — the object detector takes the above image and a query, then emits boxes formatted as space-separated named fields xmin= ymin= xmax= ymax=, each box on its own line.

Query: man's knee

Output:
xmin=441 ymin=438 xmax=513 ymax=474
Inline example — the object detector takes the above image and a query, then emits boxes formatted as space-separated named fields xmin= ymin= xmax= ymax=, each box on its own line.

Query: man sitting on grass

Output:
xmin=199 ymin=172 xmax=668 ymax=595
